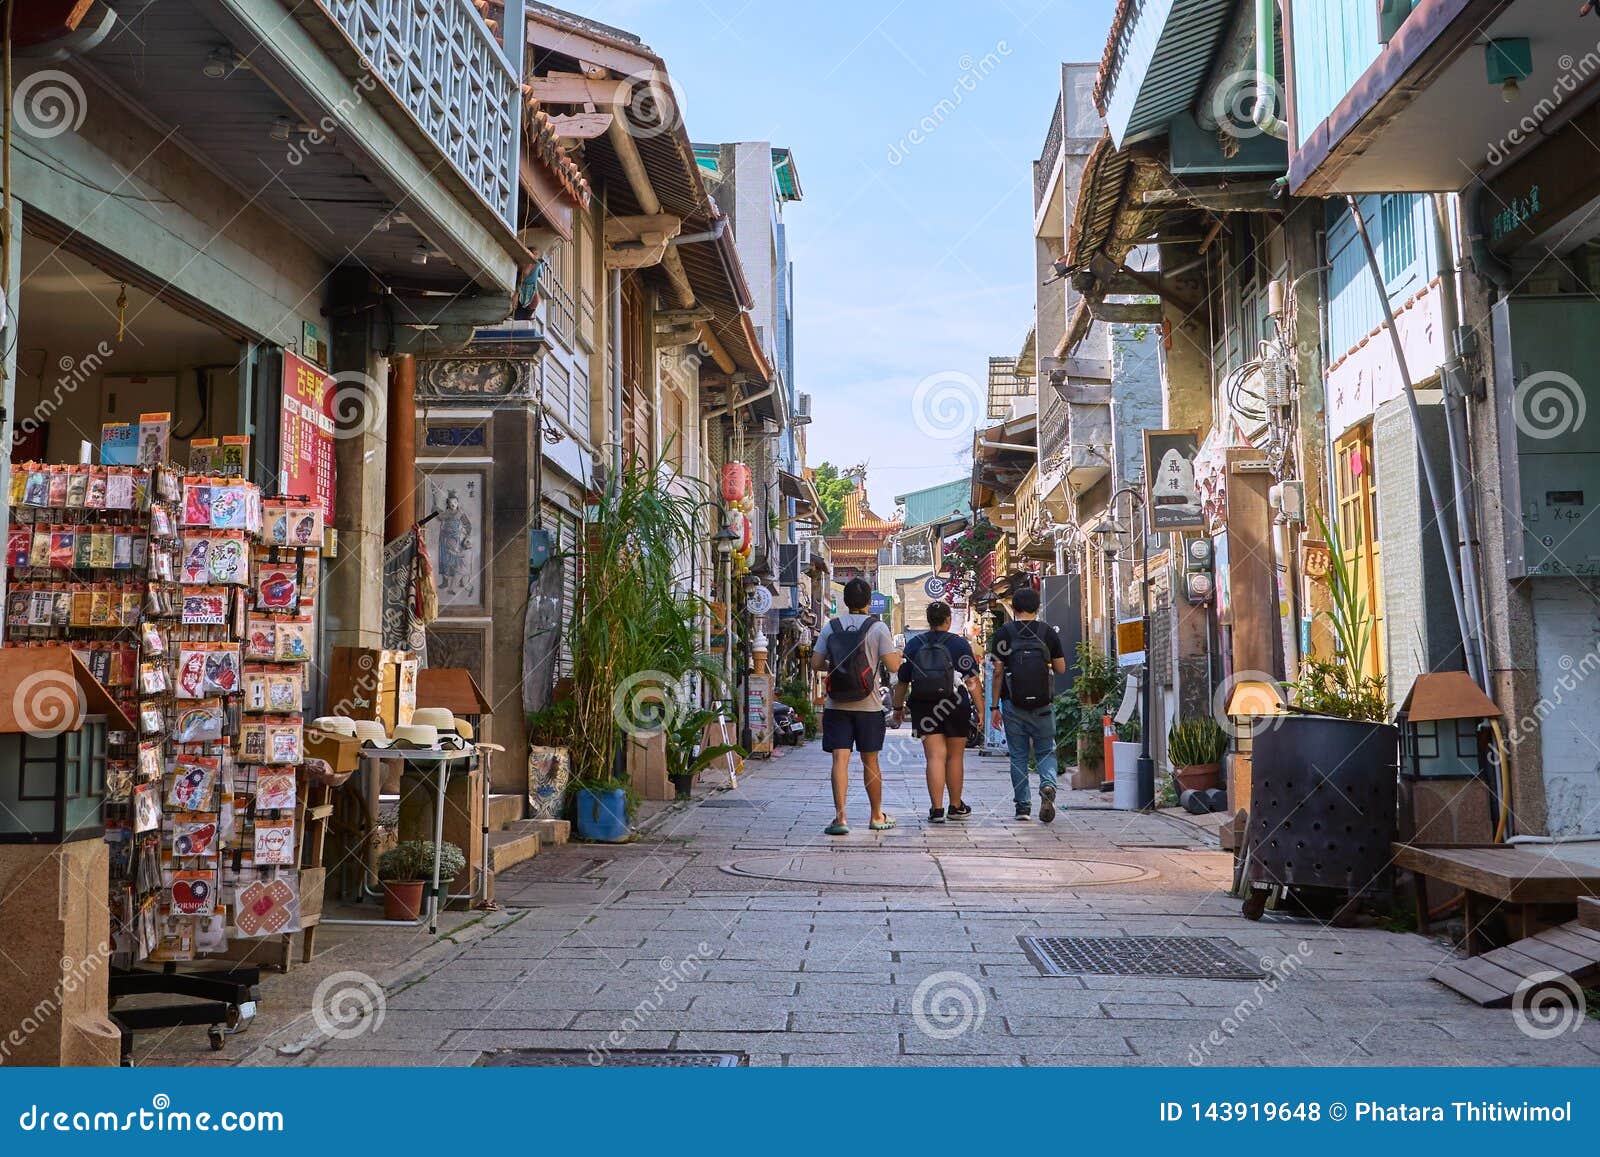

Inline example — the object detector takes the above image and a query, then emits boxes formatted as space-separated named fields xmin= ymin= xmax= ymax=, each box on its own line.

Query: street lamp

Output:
xmin=1095 ymin=487 xmax=1155 ymax=811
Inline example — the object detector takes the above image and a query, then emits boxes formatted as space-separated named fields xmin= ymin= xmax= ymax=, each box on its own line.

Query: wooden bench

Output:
xmin=1393 ymin=843 xmax=1600 ymax=955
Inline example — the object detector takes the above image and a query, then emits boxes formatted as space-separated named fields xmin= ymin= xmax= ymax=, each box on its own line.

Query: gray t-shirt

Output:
xmin=816 ymin=614 xmax=897 ymax=711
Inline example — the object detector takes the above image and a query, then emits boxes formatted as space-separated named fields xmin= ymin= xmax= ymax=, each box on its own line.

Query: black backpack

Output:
xmin=825 ymin=615 xmax=879 ymax=700
xmin=910 ymin=631 xmax=956 ymax=700
xmin=1006 ymin=622 xmax=1053 ymax=709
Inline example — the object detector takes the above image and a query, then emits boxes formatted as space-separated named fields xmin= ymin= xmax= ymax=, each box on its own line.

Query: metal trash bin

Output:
xmin=1243 ymin=714 xmax=1399 ymax=917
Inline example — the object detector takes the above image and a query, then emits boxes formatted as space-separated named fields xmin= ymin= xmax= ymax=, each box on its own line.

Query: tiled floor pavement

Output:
xmin=231 ymin=729 xmax=1596 ymax=1067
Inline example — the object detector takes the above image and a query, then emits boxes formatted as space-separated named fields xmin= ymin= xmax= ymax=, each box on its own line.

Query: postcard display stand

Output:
xmin=5 ymin=447 xmax=323 ymax=1051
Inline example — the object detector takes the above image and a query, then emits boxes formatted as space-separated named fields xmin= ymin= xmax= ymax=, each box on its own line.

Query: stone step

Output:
xmin=1582 ymin=896 xmax=1600 ymax=932
xmin=508 ymin=817 xmax=569 ymax=845
xmin=487 ymin=829 xmax=540 ymax=873
xmin=487 ymin=792 xmax=525 ymax=832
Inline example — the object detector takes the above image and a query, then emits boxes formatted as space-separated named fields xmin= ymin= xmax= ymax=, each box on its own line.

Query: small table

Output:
xmin=322 ymin=747 xmax=477 ymax=935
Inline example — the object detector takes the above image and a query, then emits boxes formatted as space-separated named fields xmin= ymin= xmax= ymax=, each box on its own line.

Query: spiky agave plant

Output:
xmin=566 ymin=457 xmax=711 ymax=790
xmin=1293 ymin=507 xmax=1388 ymax=723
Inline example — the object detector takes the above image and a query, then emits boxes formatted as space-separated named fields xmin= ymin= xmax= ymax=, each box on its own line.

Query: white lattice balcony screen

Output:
xmin=318 ymin=0 xmax=519 ymax=228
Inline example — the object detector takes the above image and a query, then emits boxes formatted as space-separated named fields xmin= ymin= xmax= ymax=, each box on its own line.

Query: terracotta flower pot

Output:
xmin=381 ymin=880 xmax=425 ymax=921
xmin=1173 ymin=763 xmax=1222 ymax=792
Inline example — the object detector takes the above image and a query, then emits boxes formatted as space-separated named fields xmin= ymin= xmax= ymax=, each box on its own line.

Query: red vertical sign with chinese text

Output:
xmin=280 ymin=351 xmax=336 ymax=522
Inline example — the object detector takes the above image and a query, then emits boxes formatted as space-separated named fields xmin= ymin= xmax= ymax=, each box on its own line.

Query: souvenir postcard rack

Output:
xmin=5 ymin=444 xmax=326 ymax=1050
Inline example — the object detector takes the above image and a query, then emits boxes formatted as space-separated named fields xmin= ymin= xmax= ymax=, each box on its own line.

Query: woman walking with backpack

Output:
xmin=892 ymin=601 xmax=981 ymax=823
xmin=987 ymin=587 xmax=1067 ymax=821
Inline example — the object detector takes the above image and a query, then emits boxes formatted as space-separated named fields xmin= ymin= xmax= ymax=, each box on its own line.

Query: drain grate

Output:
xmin=699 ymin=798 xmax=760 ymax=809
xmin=478 ymin=1049 xmax=745 ymax=1068
xmin=1019 ymin=935 xmax=1266 ymax=980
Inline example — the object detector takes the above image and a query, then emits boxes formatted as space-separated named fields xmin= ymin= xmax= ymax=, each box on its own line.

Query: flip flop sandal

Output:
xmin=825 ymin=823 xmax=850 ymax=836
xmin=869 ymin=816 xmax=897 ymax=831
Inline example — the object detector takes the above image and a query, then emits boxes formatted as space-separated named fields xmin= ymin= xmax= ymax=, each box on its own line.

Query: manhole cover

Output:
xmin=478 ymin=1049 xmax=745 ymax=1067
xmin=699 ymin=798 xmax=760 ymax=809
xmin=1019 ymin=936 xmax=1266 ymax=980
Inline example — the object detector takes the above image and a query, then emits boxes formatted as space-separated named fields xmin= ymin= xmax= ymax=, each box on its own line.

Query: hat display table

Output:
xmin=322 ymin=747 xmax=477 ymax=935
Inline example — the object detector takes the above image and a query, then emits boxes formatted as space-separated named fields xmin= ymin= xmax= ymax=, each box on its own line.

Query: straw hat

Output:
xmin=392 ymin=723 xmax=439 ymax=749
xmin=310 ymin=716 xmax=357 ymax=737
xmin=410 ymin=707 xmax=457 ymax=731
xmin=352 ymin=719 xmax=390 ymax=745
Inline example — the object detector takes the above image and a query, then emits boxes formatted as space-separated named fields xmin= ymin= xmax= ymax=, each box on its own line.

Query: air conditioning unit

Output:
xmin=794 ymin=392 xmax=813 ymax=425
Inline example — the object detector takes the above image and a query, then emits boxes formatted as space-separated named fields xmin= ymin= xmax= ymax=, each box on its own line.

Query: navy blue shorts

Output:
xmin=821 ymin=708 xmax=887 ymax=753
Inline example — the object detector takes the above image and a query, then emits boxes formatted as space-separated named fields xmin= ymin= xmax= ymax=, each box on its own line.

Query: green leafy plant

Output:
xmin=1291 ymin=509 xmax=1388 ymax=723
xmin=939 ymin=517 xmax=1003 ymax=601
xmin=1053 ymin=693 xmax=1082 ymax=759
xmin=664 ymin=705 xmax=744 ymax=790
xmin=1072 ymin=641 xmax=1120 ymax=705
xmin=1167 ymin=717 xmax=1228 ymax=767
xmin=779 ymin=679 xmax=819 ymax=739
xmin=377 ymin=840 xmax=466 ymax=883
xmin=566 ymin=458 xmax=709 ymax=799
xmin=1116 ymin=715 xmax=1141 ymax=744
xmin=526 ymin=699 xmax=576 ymax=748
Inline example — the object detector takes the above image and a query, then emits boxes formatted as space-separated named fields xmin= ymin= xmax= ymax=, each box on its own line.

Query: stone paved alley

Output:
xmin=194 ymin=733 xmax=1597 ymax=1067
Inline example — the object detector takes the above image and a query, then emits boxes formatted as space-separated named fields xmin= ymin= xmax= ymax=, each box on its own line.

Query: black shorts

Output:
xmin=822 ymin=708 xmax=887 ymax=753
xmin=908 ymin=696 xmax=973 ymax=738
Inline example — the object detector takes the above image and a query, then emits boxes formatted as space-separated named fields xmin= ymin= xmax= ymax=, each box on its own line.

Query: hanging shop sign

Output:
xmin=280 ymin=352 xmax=336 ymax=524
xmin=1143 ymin=429 xmax=1203 ymax=532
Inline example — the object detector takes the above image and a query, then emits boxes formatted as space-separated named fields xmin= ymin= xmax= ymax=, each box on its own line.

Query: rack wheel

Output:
xmin=1241 ymin=889 xmax=1268 ymax=921
xmin=207 ymin=1027 xmax=226 ymax=1051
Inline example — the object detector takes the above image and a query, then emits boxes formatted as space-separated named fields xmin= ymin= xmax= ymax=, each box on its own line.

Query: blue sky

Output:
xmin=579 ymin=0 xmax=1115 ymax=513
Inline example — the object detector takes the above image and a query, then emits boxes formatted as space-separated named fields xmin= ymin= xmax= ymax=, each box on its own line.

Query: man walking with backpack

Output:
xmin=988 ymin=587 xmax=1067 ymax=821
xmin=892 ymin=601 xmax=981 ymax=824
xmin=811 ymin=577 xmax=901 ymax=835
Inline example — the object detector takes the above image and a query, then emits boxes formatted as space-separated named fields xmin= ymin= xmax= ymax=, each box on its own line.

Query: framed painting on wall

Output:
xmin=421 ymin=470 xmax=487 ymax=613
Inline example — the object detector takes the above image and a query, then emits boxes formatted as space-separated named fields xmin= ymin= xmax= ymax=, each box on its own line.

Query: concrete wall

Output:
xmin=1374 ymin=394 xmax=1460 ymax=705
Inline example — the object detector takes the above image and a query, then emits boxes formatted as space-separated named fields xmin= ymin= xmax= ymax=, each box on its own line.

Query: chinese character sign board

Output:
xmin=280 ymin=352 xmax=336 ymax=523
xmin=1143 ymin=429 xmax=1203 ymax=532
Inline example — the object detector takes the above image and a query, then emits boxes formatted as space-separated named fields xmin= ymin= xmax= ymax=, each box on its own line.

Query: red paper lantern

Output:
xmin=720 ymin=462 xmax=750 ymax=503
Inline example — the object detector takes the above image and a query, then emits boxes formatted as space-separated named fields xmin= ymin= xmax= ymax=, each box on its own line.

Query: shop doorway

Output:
xmin=12 ymin=232 xmax=258 ymax=472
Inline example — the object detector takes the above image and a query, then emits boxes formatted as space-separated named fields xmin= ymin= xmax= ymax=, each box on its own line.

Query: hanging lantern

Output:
xmin=720 ymin=462 xmax=751 ymax=503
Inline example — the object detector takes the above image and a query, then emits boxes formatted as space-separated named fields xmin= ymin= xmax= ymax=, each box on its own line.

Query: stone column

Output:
xmin=324 ymin=270 xmax=388 ymax=653
xmin=0 ymin=844 xmax=121 ymax=1066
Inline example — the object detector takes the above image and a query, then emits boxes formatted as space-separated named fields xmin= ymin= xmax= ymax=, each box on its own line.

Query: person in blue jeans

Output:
xmin=987 ymin=587 xmax=1067 ymax=822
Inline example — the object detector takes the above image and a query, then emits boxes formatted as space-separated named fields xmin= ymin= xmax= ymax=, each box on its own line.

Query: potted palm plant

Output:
xmin=376 ymin=841 xmax=466 ymax=921
xmin=565 ymin=457 xmax=707 ymax=840
xmin=1167 ymin=716 xmax=1227 ymax=792
xmin=665 ymin=705 xmax=744 ymax=800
